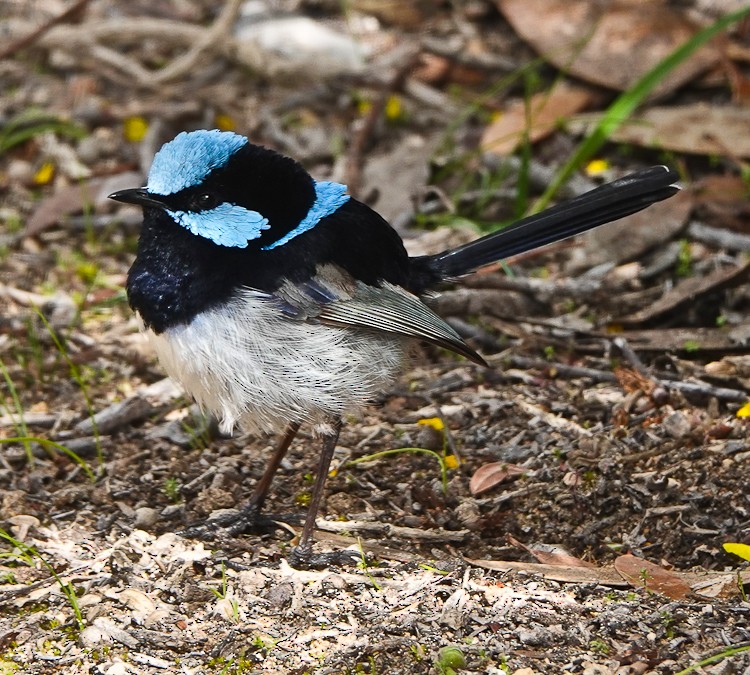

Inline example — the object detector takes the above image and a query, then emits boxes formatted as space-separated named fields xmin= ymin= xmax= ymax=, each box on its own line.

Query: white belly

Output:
xmin=141 ymin=289 xmax=405 ymax=435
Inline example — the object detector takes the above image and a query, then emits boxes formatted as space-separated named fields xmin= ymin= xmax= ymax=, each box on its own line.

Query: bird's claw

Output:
xmin=287 ymin=546 xmax=362 ymax=570
xmin=179 ymin=504 xmax=278 ymax=539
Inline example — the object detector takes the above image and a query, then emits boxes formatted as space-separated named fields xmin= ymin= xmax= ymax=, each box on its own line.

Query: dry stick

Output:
xmin=344 ymin=50 xmax=421 ymax=198
xmin=147 ymin=0 xmax=243 ymax=86
xmin=315 ymin=519 xmax=469 ymax=543
xmin=0 ymin=0 xmax=91 ymax=60
xmin=611 ymin=336 xmax=650 ymax=376
xmin=688 ymin=221 xmax=750 ymax=252
xmin=507 ymin=355 xmax=749 ymax=403
xmin=37 ymin=2 xmax=241 ymax=89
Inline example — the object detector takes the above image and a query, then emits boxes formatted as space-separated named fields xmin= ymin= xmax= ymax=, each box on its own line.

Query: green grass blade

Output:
xmin=33 ymin=308 xmax=103 ymax=464
xmin=0 ymin=437 xmax=95 ymax=481
xmin=0 ymin=358 xmax=32 ymax=463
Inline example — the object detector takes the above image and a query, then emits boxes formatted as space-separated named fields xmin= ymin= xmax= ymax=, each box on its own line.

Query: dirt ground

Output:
xmin=2 ymin=1 xmax=750 ymax=673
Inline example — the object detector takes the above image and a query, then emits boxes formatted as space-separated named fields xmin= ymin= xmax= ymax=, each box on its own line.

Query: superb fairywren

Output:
xmin=110 ymin=130 xmax=679 ymax=567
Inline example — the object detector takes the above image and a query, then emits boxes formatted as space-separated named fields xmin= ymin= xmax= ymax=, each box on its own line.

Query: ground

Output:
xmin=1 ymin=1 xmax=750 ymax=674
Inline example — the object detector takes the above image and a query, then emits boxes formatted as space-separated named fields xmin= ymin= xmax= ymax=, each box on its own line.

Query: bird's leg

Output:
xmin=180 ymin=421 xmax=301 ymax=538
xmin=288 ymin=417 xmax=358 ymax=569
xmin=245 ymin=421 xmax=302 ymax=513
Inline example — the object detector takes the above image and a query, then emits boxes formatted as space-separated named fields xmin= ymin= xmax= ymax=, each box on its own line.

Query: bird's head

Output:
xmin=109 ymin=129 xmax=349 ymax=251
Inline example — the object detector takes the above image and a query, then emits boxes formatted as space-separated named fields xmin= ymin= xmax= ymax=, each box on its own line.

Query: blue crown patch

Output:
xmin=147 ymin=130 xmax=248 ymax=196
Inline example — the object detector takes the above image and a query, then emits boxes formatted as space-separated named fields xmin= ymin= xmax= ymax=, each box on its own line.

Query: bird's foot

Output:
xmin=179 ymin=504 xmax=280 ymax=539
xmin=287 ymin=545 xmax=362 ymax=570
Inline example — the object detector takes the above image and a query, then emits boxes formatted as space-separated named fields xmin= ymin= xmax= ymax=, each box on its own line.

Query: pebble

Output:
xmin=662 ymin=411 xmax=692 ymax=439
xmin=133 ymin=506 xmax=159 ymax=529
xmin=79 ymin=624 xmax=110 ymax=647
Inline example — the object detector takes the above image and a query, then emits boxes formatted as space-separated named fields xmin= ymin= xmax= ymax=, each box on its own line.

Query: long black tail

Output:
xmin=421 ymin=165 xmax=680 ymax=281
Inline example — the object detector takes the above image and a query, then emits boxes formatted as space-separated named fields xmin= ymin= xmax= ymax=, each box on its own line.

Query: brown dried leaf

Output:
xmin=469 ymin=462 xmax=526 ymax=495
xmin=572 ymin=104 xmax=750 ymax=159
xmin=351 ymin=0 xmax=436 ymax=27
xmin=481 ymin=83 xmax=594 ymax=156
xmin=508 ymin=536 xmax=597 ymax=569
xmin=613 ymin=366 xmax=656 ymax=396
xmin=497 ymin=0 xmax=719 ymax=98
xmin=691 ymin=174 xmax=750 ymax=234
xmin=614 ymin=554 xmax=691 ymax=599
xmin=25 ymin=180 xmax=99 ymax=236
xmin=466 ymin=558 xmax=628 ymax=585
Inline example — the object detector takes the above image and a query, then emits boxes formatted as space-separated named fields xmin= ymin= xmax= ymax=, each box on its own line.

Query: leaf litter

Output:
xmin=2 ymin=0 xmax=750 ymax=673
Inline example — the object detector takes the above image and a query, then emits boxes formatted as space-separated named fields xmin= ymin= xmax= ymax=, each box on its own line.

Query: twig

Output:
xmin=147 ymin=0 xmax=243 ymax=85
xmin=611 ymin=336 xmax=649 ymax=376
xmin=38 ymin=2 xmax=242 ymax=89
xmin=687 ymin=220 xmax=750 ymax=251
xmin=314 ymin=519 xmax=469 ymax=543
xmin=0 ymin=0 xmax=91 ymax=61
xmin=506 ymin=355 xmax=749 ymax=403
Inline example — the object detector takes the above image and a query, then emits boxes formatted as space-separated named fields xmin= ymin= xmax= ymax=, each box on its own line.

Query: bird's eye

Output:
xmin=192 ymin=192 xmax=218 ymax=211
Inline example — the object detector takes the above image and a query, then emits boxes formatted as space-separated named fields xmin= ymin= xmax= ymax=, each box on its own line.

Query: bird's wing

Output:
xmin=268 ymin=266 xmax=486 ymax=366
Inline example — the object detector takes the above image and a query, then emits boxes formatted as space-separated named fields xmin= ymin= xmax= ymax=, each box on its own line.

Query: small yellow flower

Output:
xmin=215 ymin=114 xmax=236 ymax=132
xmin=736 ymin=402 xmax=750 ymax=418
xmin=444 ymin=454 xmax=460 ymax=470
xmin=123 ymin=116 xmax=148 ymax=142
xmin=585 ymin=159 xmax=609 ymax=176
xmin=417 ymin=417 xmax=444 ymax=432
xmin=385 ymin=95 xmax=403 ymax=121
xmin=33 ymin=162 xmax=55 ymax=185
xmin=76 ymin=261 xmax=99 ymax=284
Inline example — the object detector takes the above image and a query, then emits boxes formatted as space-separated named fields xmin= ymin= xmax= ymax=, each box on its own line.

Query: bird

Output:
xmin=109 ymin=129 xmax=680 ymax=567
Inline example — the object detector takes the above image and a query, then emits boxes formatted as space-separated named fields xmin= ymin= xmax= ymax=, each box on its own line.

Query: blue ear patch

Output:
xmin=167 ymin=203 xmax=269 ymax=248
xmin=147 ymin=130 xmax=248 ymax=196
xmin=262 ymin=181 xmax=349 ymax=250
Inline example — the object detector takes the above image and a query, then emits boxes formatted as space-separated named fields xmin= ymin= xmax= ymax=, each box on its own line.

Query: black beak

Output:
xmin=108 ymin=188 xmax=168 ymax=210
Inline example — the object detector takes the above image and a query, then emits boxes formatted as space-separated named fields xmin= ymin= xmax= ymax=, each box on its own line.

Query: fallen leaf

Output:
xmin=724 ymin=542 xmax=750 ymax=560
xmin=466 ymin=558 xmax=628 ymax=586
xmin=691 ymin=174 xmax=750 ymax=234
xmin=571 ymin=104 xmax=750 ymax=159
xmin=466 ymin=558 xmax=750 ymax=596
xmin=614 ymin=554 xmax=691 ymax=599
xmin=613 ymin=366 xmax=657 ymax=396
xmin=497 ymin=0 xmax=720 ymax=98
xmin=25 ymin=176 xmax=115 ymax=236
xmin=470 ymin=462 xmax=526 ymax=495
xmin=481 ymin=83 xmax=594 ymax=156
xmin=508 ymin=536 xmax=597 ymax=569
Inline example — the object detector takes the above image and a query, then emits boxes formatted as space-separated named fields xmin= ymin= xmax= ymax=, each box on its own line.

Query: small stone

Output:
xmin=517 ymin=627 xmax=555 ymax=647
xmin=133 ymin=507 xmax=159 ymax=529
xmin=662 ymin=411 xmax=691 ymax=439
xmin=265 ymin=581 xmax=294 ymax=608
xmin=76 ymin=135 xmax=102 ymax=164
xmin=7 ymin=159 xmax=33 ymax=185
xmin=455 ymin=499 xmax=481 ymax=530
xmin=79 ymin=625 xmax=110 ymax=647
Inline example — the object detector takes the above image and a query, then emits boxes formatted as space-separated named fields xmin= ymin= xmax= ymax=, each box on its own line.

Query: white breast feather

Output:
xmin=141 ymin=289 xmax=405 ymax=435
